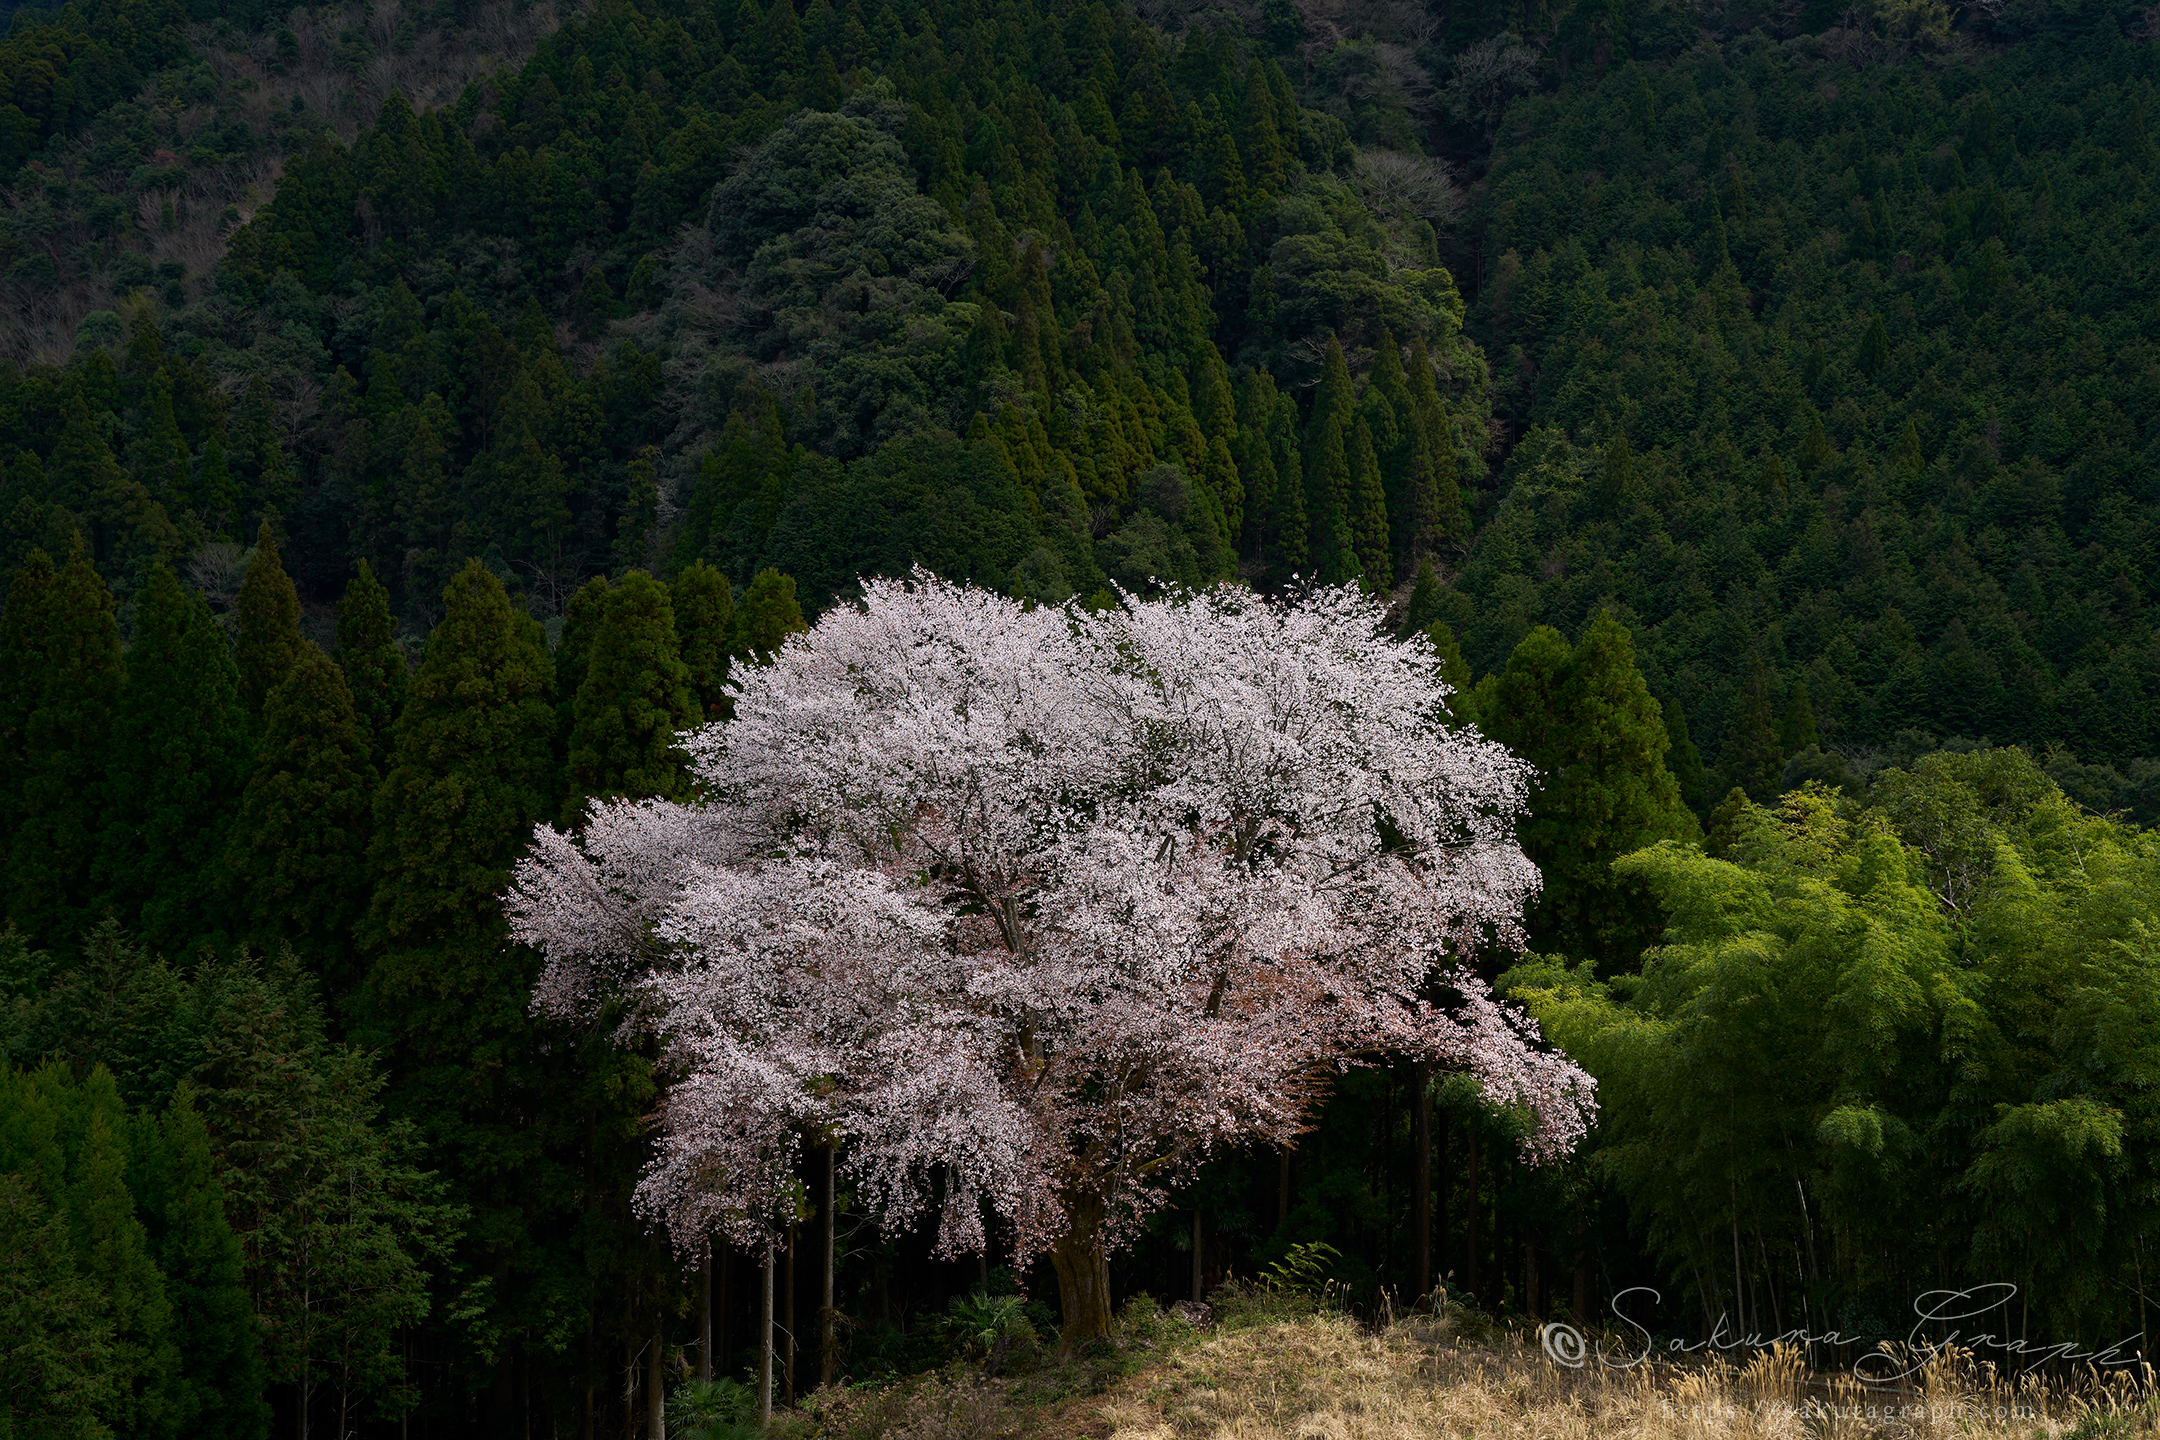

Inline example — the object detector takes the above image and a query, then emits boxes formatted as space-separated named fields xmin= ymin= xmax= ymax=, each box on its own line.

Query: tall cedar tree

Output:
xmin=0 ymin=547 xmax=123 ymax=951
xmin=563 ymin=571 xmax=698 ymax=821
xmin=232 ymin=520 xmax=305 ymax=719
xmin=3 ymin=1063 xmax=185 ymax=1437
xmin=98 ymin=562 xmax=250 ymax=956
xmin=733 ymin=567 xmax=808 ymax=663
xmin=333 ymin=561 xmax=407 ymax=774
xmin=672 ymin=561 xmax=737 ymax=723
xmin=1303 ymin=336 xmax=1357 ymax=583
xmin=1662 ymin=695 xmax=1715 ymax=816
xmin=1347 ymin=416 xmax=1391 ymax=589
xmin=356 ymin=560 xmax=555 ymax=1354
xmin=223 ymin=645 xmax=377 ymax=989
xmin=1725 ymin=651 xmax=1786 ymax=799
xmin=1474 ymin=611 xmax=1695 ymax=969
xmin=553 ymin=575 xmax=612 ymax=764
xmin=130 ymin=1083 xmax=271 ymax=1439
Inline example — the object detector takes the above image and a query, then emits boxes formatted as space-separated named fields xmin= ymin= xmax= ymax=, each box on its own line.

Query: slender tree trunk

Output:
xmin=1191 ymin=1208 xmax=1204 ymax=1303
xmin=700 ymin=1250 xmax=713 ymax=1384
xmin=820 ymin=1143 xmax=837 ymax=1389
xmin=647 ymin=1312 xmax=665 ymax=1440
xmin=582 ymin=1302 xmax=595 ymax=1440
xmin=1050 ymin=1193 xmax=1115 ymax=1350
xmin=1573 ymin=1212 xmax=1590 ymax=1324
xmin=782 ymin=1225 xmax=796 ymax=1405
xmin=1464 ymin=1129 xmax=1480 ymax=1303
xmin=1277 ymin=1149 xmax=1291 ymax=1228
xmin=1414 ymin=1062 xmax=1432 ymax=1299
xmin=621 ymin=1333 xmax=633 ymax=1440
xmin=759 ymin=1241 xmax=774 ymax=1427
xmin=1524 ymin=1229 xmax=1541 ymax=1321
xmin=716 ymin=1246 xmax=730 ymax=1387
xmin=1435 ymin=1107 xmax=1450 ymax=1292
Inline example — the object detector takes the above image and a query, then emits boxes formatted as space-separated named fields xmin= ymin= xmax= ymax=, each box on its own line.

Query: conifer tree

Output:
xmin=333 ymin=561 xmax=407 ymax=775
xmin=223 ymin=645 xmax=377 ymax=987
xmin=1347 ymin=416 xmax=1391 ymax=589
xmin=672 ymin=561 xmax=736 ymax=723
xmin=132 ymin=1083 xmax=270 ymax=1439
xmin=1662 ymin=695 xmax=1714 ymax=816
xmin=362 ymin=559 xmax=554 ymax=985
xmin=1478 ymin=612 xmax=1695 ymax=967
xmin=1404 ymin=336 xmax=1468 ymax=555
xmin=356 ymin=561 xmax=554 ymax=1351
xmin=554 ymin=575 xmax=611 ymax=750
xmin=233 ymin=520 xmax=304 ymax=718
xmin=1724 ymin=651 xmax=1786 ymax=799
xmin=1423 ymin=615 xmax=1475 ymax=724
xmin=734 ymin=567 xmax=807 ymax=663
xmin=1 ymin=547 xmax=123 ymax=950
xmin=615 ymin=447 xmax=661 ymax=574
xmin=1782 ymin=680 xmax=1819 ymax=754
xmin=564 ymin=572 xmax=698 ymax=822
xmin=6 ymin=1063 xmax=186 ymax=1437
xmin=99 ymin=562 xmax=250 ymax=956
xmin=1303 ymin=336 xmax=1357 ymax=584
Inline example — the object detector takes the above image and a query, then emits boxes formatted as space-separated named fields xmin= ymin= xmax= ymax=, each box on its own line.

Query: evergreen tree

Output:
xmin=1423 ymin=616 xmax=1474 ymax=724
xmin=1 ymin=547 xmax=123 ymax=951
xmin=1303 ymin=336 xmax=1357 ymax=584
xmin=563 ymin=571 xmax=698 ymax=821
xmin=672 ymin=562 xmax=737 ymax=723
xmin=0 ymin=1169 xmax=116 ymax=1436
xmin=733 ymin=567 xmax=807 ymax=664
xmin=1401 ymin=336 xmax=1466 ymax=566
xmin=1346 ymin=416 xmax=1391 ymax=590
xmin=1782 ymin=679 xmax=1819 ymax=753
xmin=1478 ymin=612 xmax=1695 ymax=968
xmin=233 ymin=520 xmax=304 ymax=719
xmin=553 ymin=574 xmax=611 ymax=755
xmin=7 ymin=1063 xmax=184 ymax=1437
xmin=355 ymin=561 xmax=555 ymax=1366
xmin=614 ymin=447 xmax=661 ymax=575
xmin=333 ymin=560 xmax=407 ymax=775
xmin=222 ymin=645 xmax=377 ymax=988
xmin=98 ymin=561 xmax=250 ymax=957
xmin=1662 ymin=695 xmax=1714 ymax=816
xmin=1724 ymin=652 xmax=1786 ymax=799
xmin=131 ymin=1083 xmax=270 ymax=1440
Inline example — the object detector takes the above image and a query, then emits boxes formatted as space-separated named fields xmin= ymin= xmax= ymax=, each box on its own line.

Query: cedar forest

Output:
xmin=2 ymin=0 xmax=2159 ymax=1424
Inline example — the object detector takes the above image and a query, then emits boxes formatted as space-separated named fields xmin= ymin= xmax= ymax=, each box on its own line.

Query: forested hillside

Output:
xmin=4 ymin=0 xmax=2160 ymax=1426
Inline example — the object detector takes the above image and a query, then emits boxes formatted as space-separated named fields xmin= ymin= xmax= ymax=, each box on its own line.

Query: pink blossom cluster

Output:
xmin=508 ymin=574 xmax=1597 ymax=1261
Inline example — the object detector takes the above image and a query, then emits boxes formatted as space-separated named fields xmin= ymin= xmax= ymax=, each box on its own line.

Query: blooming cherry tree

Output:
xmin=509 ymin=575 xmax=1595 ymax=1343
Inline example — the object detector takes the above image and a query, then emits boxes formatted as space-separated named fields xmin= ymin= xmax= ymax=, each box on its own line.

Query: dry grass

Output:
xmin=1082 ymin=1314 xmax=2156 ymax=1440
xmin=801 ymin=1294 xmax=2160 ymax=1440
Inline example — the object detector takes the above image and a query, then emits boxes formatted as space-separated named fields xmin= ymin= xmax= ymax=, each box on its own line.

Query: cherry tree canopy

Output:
xmin=508 ymin=574 xmax=1595 ymax=1333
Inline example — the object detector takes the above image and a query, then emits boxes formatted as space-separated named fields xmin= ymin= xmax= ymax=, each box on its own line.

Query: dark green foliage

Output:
xmin=355 ymin=560 xmax=563 ymax=1382
xmin=672 ymin=562 xmax=737 ymax=723
xmin=98 ymin=563 xmax=249 ymax=956
xmin=222 ymin=646 xmax=376 ymax=985
xmin=733 ymin=567 xmax=807 ymax=664
xmin=332 ymin=562 xmax=407 ymax=775
xmin=0 ymin=548 xmax=123 ymax=952
xmin=563 ymin=571 xmax=697 ymax=819
xmin=129 ymin=1085 xmax=271 ymax=1440
xmin=231 ymin=522 xmax=303 ymax=720
xmin=1472 ymin=611 xmax=1695 ymax=969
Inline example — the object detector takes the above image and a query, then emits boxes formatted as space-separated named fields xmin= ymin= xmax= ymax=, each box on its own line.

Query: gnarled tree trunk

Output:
xmin=1050 ymin=1194 xmax=1114 ymax=1351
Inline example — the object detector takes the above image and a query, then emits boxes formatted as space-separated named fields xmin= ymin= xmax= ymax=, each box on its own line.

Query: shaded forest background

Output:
xmin=4 ymin=0 xmax=2160 ymax=1426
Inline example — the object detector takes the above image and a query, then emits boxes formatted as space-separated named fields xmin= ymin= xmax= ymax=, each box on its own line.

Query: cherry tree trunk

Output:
xmin=1050 ymin=1196 xmax=1115 ymax=1350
